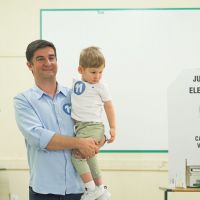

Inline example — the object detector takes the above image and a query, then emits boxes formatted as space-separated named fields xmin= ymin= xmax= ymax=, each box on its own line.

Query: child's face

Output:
xmin=78 ymin=65 xmax=105 ymax=84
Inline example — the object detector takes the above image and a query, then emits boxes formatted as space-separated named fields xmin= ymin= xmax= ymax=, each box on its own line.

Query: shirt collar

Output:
xmin=56 ymin=83 xmax=68 ymax=97
xmin=33 ymin=82 xmax=68 ymax=99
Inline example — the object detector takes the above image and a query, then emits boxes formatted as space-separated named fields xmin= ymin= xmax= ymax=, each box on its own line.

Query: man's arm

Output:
xmin=14 ymin=94 xmax=98 ymax=158
xmin=47 ymin=133 xmax=98 ymax=158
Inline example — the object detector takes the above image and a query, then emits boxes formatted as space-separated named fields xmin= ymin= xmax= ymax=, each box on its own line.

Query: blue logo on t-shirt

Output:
xmin=63 ymin=103 xmax=71 ymax=115
xmin=74 ymin=81 xmax=86 ymax=95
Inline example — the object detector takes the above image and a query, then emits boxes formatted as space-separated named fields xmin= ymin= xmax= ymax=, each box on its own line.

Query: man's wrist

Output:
xmin=74 ymin=137 xmax=82 ymax=149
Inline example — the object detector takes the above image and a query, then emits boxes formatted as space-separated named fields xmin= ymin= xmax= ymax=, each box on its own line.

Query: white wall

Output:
xmin=0 ymin=154 xmax=168 ymax=200
xmin=1 ymin=1 xmax=200 ymax=200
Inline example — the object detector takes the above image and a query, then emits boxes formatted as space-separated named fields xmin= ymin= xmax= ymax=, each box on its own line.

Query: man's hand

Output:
xmin=73 ymin=136 xmax=107 ymax=159
xmin=76 ymin=137 xmax=98 ymax=158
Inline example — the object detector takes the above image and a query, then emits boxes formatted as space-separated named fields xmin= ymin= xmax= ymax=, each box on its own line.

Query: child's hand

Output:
xmin=107 ymin=128 xmax=116 ymax=143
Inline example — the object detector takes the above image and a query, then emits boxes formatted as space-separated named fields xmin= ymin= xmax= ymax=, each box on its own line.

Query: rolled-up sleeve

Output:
xmin=14 ymin=94 xmax=55 ymax=150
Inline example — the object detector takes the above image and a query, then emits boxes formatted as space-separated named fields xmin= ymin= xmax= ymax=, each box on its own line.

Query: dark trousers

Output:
xmin=29 ymin=187 xmax=83 ymax=200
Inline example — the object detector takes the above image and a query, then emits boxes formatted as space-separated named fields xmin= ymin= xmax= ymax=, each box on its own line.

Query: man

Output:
xmin=14 ymin=40 xmax=108 ymax=200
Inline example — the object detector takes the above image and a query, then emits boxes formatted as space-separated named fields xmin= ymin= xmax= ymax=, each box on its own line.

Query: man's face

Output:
xmin=27 ymin=47 xmax=57 ymax=81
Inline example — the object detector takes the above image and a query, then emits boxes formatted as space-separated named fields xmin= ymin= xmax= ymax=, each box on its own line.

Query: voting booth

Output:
xmin=168 ymin=68 xmax=200 ymax=188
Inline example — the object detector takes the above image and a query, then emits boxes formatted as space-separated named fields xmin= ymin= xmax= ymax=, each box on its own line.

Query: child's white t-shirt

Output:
xmin=71 ymin=79 xmax=111 ymax=122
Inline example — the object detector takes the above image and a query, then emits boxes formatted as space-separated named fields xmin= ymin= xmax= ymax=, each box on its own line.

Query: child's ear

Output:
xmin=78 ymin=65 xmax=83 ymax=74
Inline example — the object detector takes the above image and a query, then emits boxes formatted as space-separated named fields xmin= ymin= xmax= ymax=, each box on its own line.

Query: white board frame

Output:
xmin=40 ymin=8 xmax=200 ymax=152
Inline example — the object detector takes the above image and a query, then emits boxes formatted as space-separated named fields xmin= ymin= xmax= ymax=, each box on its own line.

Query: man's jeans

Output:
xmin=29 ymin=187 xmax=83 ymax=200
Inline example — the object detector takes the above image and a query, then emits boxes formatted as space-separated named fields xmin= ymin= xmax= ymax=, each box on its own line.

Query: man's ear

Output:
xmin=27 ymin=62 xmax=33 ymax=72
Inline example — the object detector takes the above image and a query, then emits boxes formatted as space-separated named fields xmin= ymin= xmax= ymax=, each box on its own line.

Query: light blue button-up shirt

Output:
xmin=14 ymin=83 xmax=84 ymax=195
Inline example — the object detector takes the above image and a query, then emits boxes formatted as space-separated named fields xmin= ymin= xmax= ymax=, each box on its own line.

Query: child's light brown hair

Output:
xmin=79 ymin=46 xmax=105 ymax=68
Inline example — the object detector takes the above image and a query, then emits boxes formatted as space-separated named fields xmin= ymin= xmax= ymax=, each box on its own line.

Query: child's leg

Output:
xmin=72 ymin=154 xmax=105 ymax=200
xmin=94 ymin=177 xmax=103 ymax=186
xmin=87 ymin=156 xmax=111 ymax=200
xmin=85 ymin=123 xmax=104 ymax=187
xmin=72 ymin=121 xmax=105 ymax=196
xmin=87 ymin=156 xmax=103 ymax=187
xmin=72 ymin=153 xmax=97 ymax=191
xmin=80 ymin=172 xmax=96 ymax=191
xmin=80 ymin=171 xmax=94 ymax=183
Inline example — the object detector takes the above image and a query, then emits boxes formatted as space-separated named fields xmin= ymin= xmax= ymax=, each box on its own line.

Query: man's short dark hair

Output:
xmin=26 ymin=39 xmax=57 ymax=63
